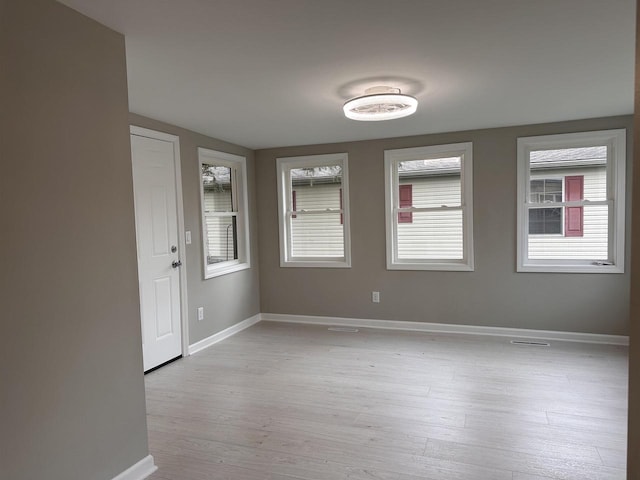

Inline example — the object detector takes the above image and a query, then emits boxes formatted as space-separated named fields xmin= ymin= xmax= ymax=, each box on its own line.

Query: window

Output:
xmin=384 ymin=142 xmax=474 ymax=271
xmin=276 ymin=153 xmax=351 ymax=267
xmin=517 ymin=129 xmax=626 ymax=273
xmin=198 ymin=148 xmax=250 ymax=278
xmin=529 ymin=178 xmax=563 ymax=235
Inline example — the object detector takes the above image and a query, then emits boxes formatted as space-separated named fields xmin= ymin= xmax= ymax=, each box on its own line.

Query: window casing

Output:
xmin=384 ymin=142 xmax=474 ymax=271
xmin=517 ymin=129 xmax=626 ymax=273
xmin=276 ymin=153 xmax=351 ymax=268
xmin=198 ymin=148 xmax=250 ymax=278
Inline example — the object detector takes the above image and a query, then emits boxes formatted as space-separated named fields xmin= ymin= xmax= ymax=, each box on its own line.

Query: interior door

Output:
xmin=131 ymin=133 xmax=183 ymax=372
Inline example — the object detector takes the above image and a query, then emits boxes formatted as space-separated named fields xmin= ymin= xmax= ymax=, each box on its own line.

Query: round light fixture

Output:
xmin=343 ymin=86 xmax=418 ymax=121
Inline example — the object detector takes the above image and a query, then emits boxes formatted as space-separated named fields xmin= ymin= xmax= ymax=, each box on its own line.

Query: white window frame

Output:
xmin=384 ymin=142 xmax=474 ymax=271
xmin=276 ymin=153 xmax=351 ymax=268
xmin=198 ymin=147 xmax=251 ymax=279
xmin=516 ymin=129 xmax=626 ymax=273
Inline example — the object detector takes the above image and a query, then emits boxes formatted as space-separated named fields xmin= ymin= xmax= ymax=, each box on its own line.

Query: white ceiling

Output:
xmin=59 ymin=0 xmax=635 ymax=150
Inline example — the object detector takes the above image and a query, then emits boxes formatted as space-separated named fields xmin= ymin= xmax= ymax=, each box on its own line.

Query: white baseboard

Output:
xmin=260 ymin=313 xmax=629 ymax=346
xmin=188 ymin=314 xmax=262 ymax=355
xmin=112 ymin=455 xmax=157 ymax=480
xmin=184 ymin=312 xmax=629 ymax=353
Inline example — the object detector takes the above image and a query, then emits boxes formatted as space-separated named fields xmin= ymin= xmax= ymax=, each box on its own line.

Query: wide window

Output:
xmin=198 ymin=148 xmax=250 ymax=278
xmin=276 ymin=153 xmax=351 ymax=267
xmin=384 ymin=142 xmax=474 ymax=271
xmin=517 ymin=129 xmax=626 ymax=273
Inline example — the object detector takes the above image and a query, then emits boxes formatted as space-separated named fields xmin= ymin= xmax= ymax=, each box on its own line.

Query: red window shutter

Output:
xmin=292 ymin=190 xmax=297 ymax=219
xmin=564 ymin=175 xmax=584 ymax=237
xmin=398 ymin=184 xmax=413 ymax=223
xmin=339 ymin=188 xmax=343 ymax=225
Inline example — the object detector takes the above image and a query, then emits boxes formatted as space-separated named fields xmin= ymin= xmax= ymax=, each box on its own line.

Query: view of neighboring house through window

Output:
xmin=198 ymin=148 xmax=250 ymax=278
xmin=517 ymin=129 xmax=626 ymax=273
xmin=529 ymin=178 xmax=563 ymax=234
xmin=276 ymin=153 xmax=351 ymax=267
xmin=384 ymin=142 xmax=474 ymax=271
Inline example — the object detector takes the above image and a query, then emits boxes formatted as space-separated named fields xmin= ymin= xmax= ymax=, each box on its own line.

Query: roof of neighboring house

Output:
xmin=291 ymin=166 xmax=342 ymax=186
xmin=288 ymin=160 xmax=464 ymax=183
xmin=398 ymin=157 xmax=461 ymax=177
xmin=397 ymin=146 xmax=608 ymax=178
xmin=530 ymin=146 xmax=607 ymax=169
xmin=204 ymin=146 xmax=608 ymax=189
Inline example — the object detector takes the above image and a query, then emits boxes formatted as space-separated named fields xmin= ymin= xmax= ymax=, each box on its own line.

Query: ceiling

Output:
xmin=59 ymin=0 xmax=635 ymax=150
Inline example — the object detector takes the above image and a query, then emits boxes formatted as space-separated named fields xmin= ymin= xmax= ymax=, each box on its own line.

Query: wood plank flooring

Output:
xmin=145 ymin=321 xmax=628 ymax=480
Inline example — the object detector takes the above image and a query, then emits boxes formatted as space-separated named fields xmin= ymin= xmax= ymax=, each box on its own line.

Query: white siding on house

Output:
xmin=203 ymin=188 xmax=236 ymax=262
xmin=393 ymin=166 xmax=607 ymax=261
xmin=289 ymin=165 xmax=607 ymax=262
xmin=528 ymin=167 xmax=608 ymax=260
xmin=204 ymin=187 xmax=232 ymax=211
xmin=204 ymin=185 xmax=232 ymax=211
xmin=291 ymin=183 xmax=343 ymax=257
xmin=397 ymin=176 xmax=463 ymax=260
xmin=292 ymin=175 xmax=465 ymax=260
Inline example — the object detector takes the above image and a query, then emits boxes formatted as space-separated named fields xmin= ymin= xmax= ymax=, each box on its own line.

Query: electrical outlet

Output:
xmin=372 ymin=291 xmax=380 ymax=303
xmin=197 ymin=307 xmax=204 ymax=321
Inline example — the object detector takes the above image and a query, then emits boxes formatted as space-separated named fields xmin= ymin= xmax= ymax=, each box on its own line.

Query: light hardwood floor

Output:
xmin=145 ymin=321 xmax=628 ymax=480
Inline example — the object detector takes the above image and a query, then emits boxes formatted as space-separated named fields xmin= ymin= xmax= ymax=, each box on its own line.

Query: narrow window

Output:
xmin=198 ymin=148 xmax=250 ymax=278
xmin=276 ymin=153 xmax=351 ymax=267
xmin=384 ymin=142 xmax=474 ymax=271
xmin=517 ymin=129 xmax=626 ymax=273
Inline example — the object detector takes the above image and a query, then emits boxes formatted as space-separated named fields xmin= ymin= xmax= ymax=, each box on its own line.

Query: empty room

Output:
xmin=3 ymin=1 xmax=640 ymax=480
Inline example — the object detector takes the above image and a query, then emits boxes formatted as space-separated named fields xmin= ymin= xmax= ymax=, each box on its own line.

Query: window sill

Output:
xmin=204 ymin=262 xmax=251 ymax=279
xmin=517 ymin=263 xmax=624 ymax=274
xmin=387 ymin=261 xmax=474 ymax=272
xmin=280 ymin=259 xmax=351 ymax=268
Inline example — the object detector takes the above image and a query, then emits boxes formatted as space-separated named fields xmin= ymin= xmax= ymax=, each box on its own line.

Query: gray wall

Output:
xmin=129 ymin=114 xmax=261 ymax=344
xmin=256 ymin=116 xmax=632 ymax=336
xmin=0 ymin=1 xmax=149 ymax=479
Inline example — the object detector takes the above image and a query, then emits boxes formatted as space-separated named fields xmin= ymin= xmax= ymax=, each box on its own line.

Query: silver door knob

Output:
xmin=171 ymin=260 xmax=182 ymax=268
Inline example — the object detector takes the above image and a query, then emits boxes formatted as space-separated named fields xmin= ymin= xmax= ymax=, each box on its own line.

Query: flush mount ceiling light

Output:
xmin=343 ymin=86 xmax=418 ymax=121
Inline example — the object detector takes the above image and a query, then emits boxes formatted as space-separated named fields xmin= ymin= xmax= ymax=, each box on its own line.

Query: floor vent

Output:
xmin=510 ymin=340 xmax=550 ymax=347
xmin=328 ymin=327 xmax=359 ymax=333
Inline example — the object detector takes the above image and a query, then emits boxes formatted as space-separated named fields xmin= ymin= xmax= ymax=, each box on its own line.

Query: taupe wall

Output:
xmin=0 ymin=1 xmax=149 ymax=480
xmin=626 ymin=2 xmax=640 ymax=476
xmin=256 ymin=116 xmax=632 ymax=336
xmin=129 ymin=114 xmax=261 ymax=344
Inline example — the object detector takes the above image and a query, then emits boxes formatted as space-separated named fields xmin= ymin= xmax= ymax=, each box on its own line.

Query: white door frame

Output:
xmin=130 ymin=125 xmax=190 ymax=358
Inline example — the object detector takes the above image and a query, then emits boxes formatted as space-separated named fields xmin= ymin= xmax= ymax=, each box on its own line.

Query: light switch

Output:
xmin=185 ymin=230 xmax=192 ymax=244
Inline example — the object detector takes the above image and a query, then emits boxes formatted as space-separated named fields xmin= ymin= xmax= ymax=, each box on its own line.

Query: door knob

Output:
xmin=171 ymin=260 xmax=182 ymax=268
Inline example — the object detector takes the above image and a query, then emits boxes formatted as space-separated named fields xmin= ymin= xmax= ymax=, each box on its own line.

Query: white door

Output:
xmin=131 ymin=132 xmax=183 ymax=372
